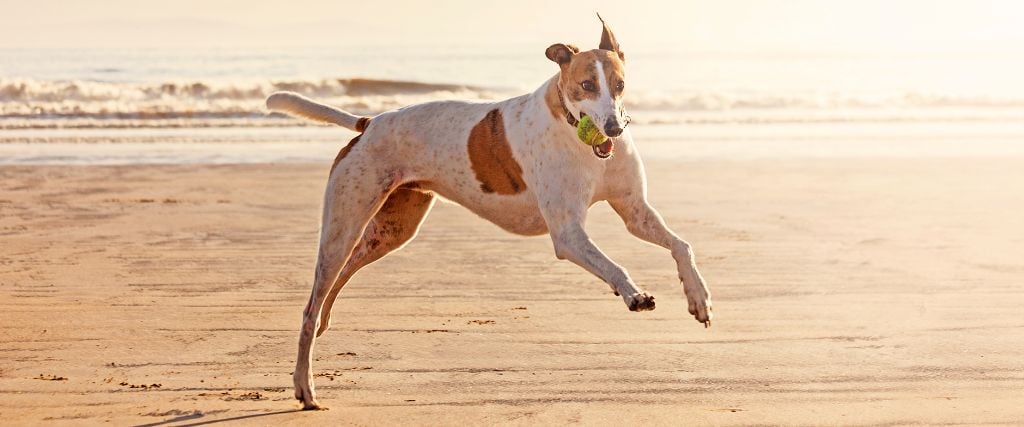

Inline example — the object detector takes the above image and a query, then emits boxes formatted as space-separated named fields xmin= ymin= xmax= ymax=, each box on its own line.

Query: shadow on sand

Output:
xmin=134 ymin=409 xmax=304 ymax=427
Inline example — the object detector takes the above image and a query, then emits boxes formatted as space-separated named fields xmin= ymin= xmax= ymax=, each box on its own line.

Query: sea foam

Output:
xmin=4 ymin=77 xmax=1024 ymax=129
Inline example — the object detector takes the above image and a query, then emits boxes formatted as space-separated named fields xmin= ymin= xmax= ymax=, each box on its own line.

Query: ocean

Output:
xmin=3 ymin=45 xmax=1024 ymax=163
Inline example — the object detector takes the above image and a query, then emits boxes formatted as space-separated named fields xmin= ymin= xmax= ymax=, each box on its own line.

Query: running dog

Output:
xmin=267 ymin=15 xmax=712 ymax=410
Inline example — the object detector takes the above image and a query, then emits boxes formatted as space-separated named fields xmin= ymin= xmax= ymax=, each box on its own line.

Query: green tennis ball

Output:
xmin=576 ymin=115 xmax=606 ymax=146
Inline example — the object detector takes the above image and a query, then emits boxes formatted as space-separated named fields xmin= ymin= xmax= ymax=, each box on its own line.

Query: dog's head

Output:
xmin=546 ymin=14 xmax=627 ymax=141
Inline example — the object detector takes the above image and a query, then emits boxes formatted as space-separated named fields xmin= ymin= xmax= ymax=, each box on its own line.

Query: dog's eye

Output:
xmin=581 ymin=80 xmax=596 ymax=92
xmin=615 ymin=81 xmax=625 ymax=92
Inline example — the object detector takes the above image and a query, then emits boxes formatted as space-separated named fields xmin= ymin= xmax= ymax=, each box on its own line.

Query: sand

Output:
xmin=1 ymin=156 xmax=1023 ymax=425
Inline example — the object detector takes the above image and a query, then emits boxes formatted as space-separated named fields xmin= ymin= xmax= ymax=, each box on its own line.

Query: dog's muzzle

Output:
xmin=556 ymin=84 xmax=629 ymax=160
xmin=590 ymin=112 xmax=630 ymax=159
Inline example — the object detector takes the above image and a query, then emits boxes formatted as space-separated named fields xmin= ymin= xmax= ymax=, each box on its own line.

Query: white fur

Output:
xmin=266 ymin=92 xmax=364 ymax=130
xmin=590 ymin=59 xmax=616 ymax=133
xmin=267 ymin=73 xmax=712 ymax=410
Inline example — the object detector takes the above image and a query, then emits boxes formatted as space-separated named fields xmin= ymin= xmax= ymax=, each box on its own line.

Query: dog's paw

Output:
xmin=295 ymin=385 xmax=324 ymax=410
xmin=294 ymin=371 xmax=325 ymax=410
xmin=626 ymin=292 xmax=656 ymax=311
xmin=684 ymin=284 xmax=712 ymax=327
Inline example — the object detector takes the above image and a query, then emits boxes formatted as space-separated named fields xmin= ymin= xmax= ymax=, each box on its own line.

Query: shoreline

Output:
xmin=5 ymin=120 xmax=1024 ymax=166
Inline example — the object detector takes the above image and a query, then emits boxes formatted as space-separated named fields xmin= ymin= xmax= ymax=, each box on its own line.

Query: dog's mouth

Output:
xmin=593 ymin=139 xmax=614 ymax=159
xmin=580 ymin=113 xmax=614 ymax=159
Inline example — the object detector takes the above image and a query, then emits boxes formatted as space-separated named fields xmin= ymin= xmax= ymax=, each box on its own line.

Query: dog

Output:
xmin=266 ymin=15 xmax=712 ymax=410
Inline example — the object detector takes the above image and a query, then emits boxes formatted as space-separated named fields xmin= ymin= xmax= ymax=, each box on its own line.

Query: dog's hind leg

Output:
xmin=317 ymin=187 xmax=435 ymax=337
xmin=294 ymin=165 xmax=403 ymax=410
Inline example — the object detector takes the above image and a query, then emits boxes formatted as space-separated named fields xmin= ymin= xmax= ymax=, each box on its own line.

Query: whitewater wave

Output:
xmin=4 ymin=77 xmax=1024 ymax=129
xmin=0 ymin=77 xmax=504 ymax=119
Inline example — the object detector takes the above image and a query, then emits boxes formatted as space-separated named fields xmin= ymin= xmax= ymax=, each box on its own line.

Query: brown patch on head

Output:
xmin=545 ymin=16 xmax=627 ymax=109
xmin=557 ymin=50 xmax=626 ymax=102
xmin=329 ymin=134 xmax=361 ymax=176
xmin=467 ymin=109 xmax=527 ymax=195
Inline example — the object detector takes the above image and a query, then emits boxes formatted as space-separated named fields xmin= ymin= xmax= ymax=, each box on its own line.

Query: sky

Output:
xmin=2 ymin=0 xmax=1024 ymax=53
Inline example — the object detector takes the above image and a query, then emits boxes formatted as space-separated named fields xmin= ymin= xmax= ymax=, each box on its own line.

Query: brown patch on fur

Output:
xmin=467 ymin=109 xmax=526 ymax=195
xmin=597 ymin=53 xmax=625 ymax=93
xmin=377 ymin=188 xmax=433 ymax=217
xmin=355 ymin=117 xmax=372 ymax=133
xmin=329 ymin=134 xmax=361 ymax=176
xmin=360 ymin=188 xmax=436 ymax=249
xmin=557 ymin=50 xmax=625 ymax=102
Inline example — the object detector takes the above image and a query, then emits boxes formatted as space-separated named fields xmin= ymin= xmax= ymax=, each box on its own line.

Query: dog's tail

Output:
xmin=266 ymin=91 xmax=372 ymax=132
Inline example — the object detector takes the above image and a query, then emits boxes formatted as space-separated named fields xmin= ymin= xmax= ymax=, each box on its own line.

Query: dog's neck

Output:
xmin=540 ymin=74 xmax=579 ymax=131
xmin=554 ymin=83 xmax=579 ymax=127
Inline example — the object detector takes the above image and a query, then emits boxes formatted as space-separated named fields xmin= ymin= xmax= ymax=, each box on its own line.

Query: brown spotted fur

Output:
xmin=466 ymin=109 xmax=527 ymax=195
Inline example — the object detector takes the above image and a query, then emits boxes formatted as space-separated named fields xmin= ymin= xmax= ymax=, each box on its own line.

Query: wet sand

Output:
xmin=1 ymin=157 xmax=1023 ymax=425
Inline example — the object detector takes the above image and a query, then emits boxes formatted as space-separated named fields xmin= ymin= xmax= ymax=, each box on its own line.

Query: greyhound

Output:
xmin=266 ymin=15 xmax=712 ymax=410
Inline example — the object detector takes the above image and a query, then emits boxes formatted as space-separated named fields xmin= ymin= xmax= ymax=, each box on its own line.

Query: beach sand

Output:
xmin=1 ymin=156 xmax=1023 ymax=425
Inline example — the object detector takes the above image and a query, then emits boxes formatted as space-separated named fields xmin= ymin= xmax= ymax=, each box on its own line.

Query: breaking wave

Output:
xmin=0 ymin=77 xmax=502 ymax=119
xmin=3 ymin=77 xmax=1024 ymax=129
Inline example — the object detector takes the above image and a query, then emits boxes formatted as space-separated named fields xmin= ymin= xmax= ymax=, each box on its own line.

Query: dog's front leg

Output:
xmin=609 ymin=197 xmax=712 ymax=326
xmin=546 ymin=215 xmax=655 ymax=311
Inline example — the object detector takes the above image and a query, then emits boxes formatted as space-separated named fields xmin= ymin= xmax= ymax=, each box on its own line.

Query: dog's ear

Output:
xmin=545 ymin=43 xmax=579 ymax=66
xmin=597 ymin=13 xmax=625 ymax=61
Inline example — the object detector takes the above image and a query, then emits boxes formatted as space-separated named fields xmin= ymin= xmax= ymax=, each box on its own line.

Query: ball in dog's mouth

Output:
xmin=577 ymin=113 xmax=614 ymax=159
xmin=593 ymin=139 xmax=614 ymax=159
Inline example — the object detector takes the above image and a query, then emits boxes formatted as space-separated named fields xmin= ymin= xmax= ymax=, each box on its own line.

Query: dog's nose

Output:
xmin=604 ymin=119 xmax=623 ymax=137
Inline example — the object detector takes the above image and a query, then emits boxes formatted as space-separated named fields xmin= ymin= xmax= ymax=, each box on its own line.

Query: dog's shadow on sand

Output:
xmin=134 ymin=409 xmax=303 ymax=427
